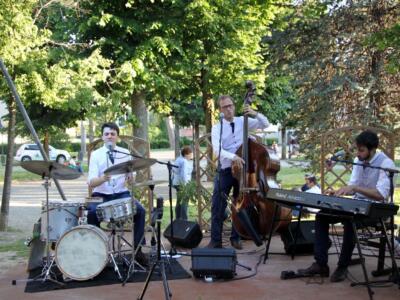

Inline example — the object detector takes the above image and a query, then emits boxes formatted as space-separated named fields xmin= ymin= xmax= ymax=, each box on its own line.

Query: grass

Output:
xmin=0 ymin=239 xmax=30 ymax=258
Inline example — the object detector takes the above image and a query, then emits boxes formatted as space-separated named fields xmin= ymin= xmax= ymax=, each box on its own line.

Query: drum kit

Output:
xmin=19 ymin=156 xmax=167 ymax=285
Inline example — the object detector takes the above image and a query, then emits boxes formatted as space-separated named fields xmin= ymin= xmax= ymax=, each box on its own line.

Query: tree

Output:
xmin=263 ymin=0 xmax=400 ymax=165
xmin=0 ymin=0 xmax=111 ymax=228
xmin=260 ymin=75 xmax=298 ymax=159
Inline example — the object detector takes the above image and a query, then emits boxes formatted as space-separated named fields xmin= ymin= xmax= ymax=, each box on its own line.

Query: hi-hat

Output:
xmin=133 ymin=180 xmax=167 ymax=188
xmin=104 ymin=158 xmax=156 ymax=176
xmin=20 ymin=161 xmax=81 ymax=180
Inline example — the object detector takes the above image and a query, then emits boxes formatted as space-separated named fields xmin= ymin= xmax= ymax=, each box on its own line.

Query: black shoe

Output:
xmin=330 ymin=266 xmax=348 ymax=282
xmin=206 ymin=241 xmax=222 ymax=248
xmin=135 ymin=249 xmax=149 ymax=267
xmin=298 ymin=262 xmax=330 ymax=277
xmin=230 ymin=239 xmax=243 ymax=250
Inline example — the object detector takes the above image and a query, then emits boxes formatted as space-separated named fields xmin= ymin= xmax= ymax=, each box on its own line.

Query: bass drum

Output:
xmin=55 ymin=225 xmax=109 ymax=281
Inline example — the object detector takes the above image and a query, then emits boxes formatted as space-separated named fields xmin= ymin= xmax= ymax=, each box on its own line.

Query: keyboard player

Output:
xmin=298 ymin=130 xmax=395 ymax=282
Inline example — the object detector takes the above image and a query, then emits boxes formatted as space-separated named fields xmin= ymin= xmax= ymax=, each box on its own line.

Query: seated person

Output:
xmin=87 ymin=122 xmax=148 ymax=266
xmin=298 ymin=130 xmax=395 ymax=282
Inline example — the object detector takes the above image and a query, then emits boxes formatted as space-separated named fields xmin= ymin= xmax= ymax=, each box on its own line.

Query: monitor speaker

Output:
xmin=163 ymin=219 xmax=203 ymax=249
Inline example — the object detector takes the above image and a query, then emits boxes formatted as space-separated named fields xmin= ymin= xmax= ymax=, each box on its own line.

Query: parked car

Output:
xmin=14 ymin=144 xmax=71 ymax=164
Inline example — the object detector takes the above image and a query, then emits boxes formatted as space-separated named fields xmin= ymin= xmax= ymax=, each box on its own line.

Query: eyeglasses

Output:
xmin=220 ymin=104 xmax=234 ymax=109
xmin=103 ymin=132 xmax=117 ymax=137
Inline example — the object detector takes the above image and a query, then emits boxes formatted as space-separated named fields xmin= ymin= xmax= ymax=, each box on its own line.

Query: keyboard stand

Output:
xmin=264 ymin=201 xmax=305 ymax=263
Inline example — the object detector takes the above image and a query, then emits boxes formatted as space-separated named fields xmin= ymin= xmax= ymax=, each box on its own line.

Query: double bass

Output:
xmin=231 ymin=81 xmax=291 ymax=244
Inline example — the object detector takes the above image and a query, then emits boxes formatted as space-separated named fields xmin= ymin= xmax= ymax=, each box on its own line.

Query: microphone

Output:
xmin=106 ymin=142 xmax=114 ymax=164
xmin=151 ymin=196 xmax=164 ymax=226
xmin=330 ymin=149 xmax=345 ymax=162
xmin=219 ymin=112 xmax=224 ymax=122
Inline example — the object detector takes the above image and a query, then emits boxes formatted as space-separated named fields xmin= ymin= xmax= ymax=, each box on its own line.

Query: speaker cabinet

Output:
xmin=191 ymin=248 xmax=236 ymax=279
xmin=280 ymin=220 xmax=315 ymax=254
xmin=163 ymin=219 xmax=203 ymax=249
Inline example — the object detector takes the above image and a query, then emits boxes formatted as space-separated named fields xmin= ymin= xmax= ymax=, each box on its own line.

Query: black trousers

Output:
xmin=314 ymin=213 xmax=356 ymax=268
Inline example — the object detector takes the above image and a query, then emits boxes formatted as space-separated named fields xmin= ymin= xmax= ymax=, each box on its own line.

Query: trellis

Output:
xmin=194 ymin=133 xmax=217 ymax=230
xmin=320 ymin=126 xmax=396 ymax=193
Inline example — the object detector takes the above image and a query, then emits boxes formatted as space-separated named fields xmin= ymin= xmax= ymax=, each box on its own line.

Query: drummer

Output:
xmin=87 ymin=122 xmax=148 ymax=266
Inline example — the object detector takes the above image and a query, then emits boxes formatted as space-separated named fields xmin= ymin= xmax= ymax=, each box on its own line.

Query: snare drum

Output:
xmin=40 ymin=200 xmax=82 ymax=241
xmin=55 ymin=225 xmax=109 ymax=281
xmin=96 ymin=197 xmax=136 ymax=223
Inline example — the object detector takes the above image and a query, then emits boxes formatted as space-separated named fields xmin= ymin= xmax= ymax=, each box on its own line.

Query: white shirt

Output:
xmin=211 ymin=114 xmax=270 ymax=169
xmin=306 ymin=185 xmax=321 ymax=194
xmin=348 ymin=151 xmax=395 ymax=201
xmin=88 ymin=145 xmax=132 ymax=194
xmin=172 ymin=155 xmax=193 ymax=186
xmin=305 ymin=185 xmax=321 ymax=213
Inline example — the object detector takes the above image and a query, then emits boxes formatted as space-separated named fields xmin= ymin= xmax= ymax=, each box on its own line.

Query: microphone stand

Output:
xmin=112 ymin=149 xmax=179 ymax=256
xmin=332 ymin=158 xmax=400 ymax=285
xmin=217 ymin=116 xmax=224 ymax=199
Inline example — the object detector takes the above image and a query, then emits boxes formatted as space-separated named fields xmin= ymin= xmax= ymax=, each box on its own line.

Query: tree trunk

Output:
xmin=281 ymin=126 xmax=287 ymax=160
xmin=174 ymin=119 xmax=180 ymax=159
xmin=200 ymin=65 xmax=215 ymax=181
xmin=43 ymin=131 xmax=49 ymax=157
xmin=192 ymin=122 xmax=199 ymax=180
xmin=88 ymin=118 xmax=94 ymax=143
xmin=0 ymin=101 xmax=16 ymax=230
xmin=164 ymin=116 xmax=175 ymax=151
xmin=80 ymin=120 xmax=86 ymax=161
xmin=131 ymin=91 xmax=148 ymax=155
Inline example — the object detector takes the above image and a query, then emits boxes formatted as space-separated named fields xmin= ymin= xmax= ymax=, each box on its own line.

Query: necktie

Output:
xmin=108 ymin=151 xmax=114 ymax=164
xmin=230 ymin=122 xmax=235 ymax=133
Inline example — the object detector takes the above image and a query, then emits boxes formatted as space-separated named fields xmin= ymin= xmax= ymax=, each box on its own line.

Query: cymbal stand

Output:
xmin=110 ymin=150 xmax=179 ymax=255
xmin=12 ymin=175 xmax=64 ymax=286
xmin=122 ymin=187 xmax=147 ymax=286
xmin=107 ymin=218 xmax=125 ymax=281
xmin=137 ymin=217 xmax=172 ymax=300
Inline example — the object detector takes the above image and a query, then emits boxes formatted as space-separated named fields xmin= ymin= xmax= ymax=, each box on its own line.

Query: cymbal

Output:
xmin=133 ymin=180 xmax=167 ymax=188
xmin=20 ymin=161 xmax=81 ymax=180
xmin=104 ymin=158 xmax=156 ymax=176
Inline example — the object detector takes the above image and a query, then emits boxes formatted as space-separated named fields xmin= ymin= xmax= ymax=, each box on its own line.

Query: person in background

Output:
xmin=301 ymin=174 xmax=311 ymax=192
xmin=304 ymin=175 xmax=321 ymax=194
xmin=172 ymin=146 xmax=193 ymax=220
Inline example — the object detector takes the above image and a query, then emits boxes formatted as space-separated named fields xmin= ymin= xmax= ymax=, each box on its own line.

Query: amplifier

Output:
xmin=191 ymin=248 xmax=236 ymax=279
xmin=280 ymin=220 xmax=315 ymax=254
xmin=163 ymin=219 xmax=203 ymax=249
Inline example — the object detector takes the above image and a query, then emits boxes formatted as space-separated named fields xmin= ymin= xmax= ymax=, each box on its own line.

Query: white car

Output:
xmin=14 ymin=144 xmax=71 ymax=164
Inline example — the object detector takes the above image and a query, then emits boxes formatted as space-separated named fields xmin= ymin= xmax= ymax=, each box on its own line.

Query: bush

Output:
xmin=179 ymin=137 xmax=193 ymax=147
xmin=264 ymin=137 xmax=278 ymax=146
xmin=150 ymin=138 xmax=170 ymax=149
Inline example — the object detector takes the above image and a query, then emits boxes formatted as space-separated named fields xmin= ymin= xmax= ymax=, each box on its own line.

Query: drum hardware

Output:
xmin=123 ymin=197 xmax=170 ymax=287
xmin=12 ymin=161 xmax=81 ymax=286
xmin=137 ymin=196 xmax=171 ymax=300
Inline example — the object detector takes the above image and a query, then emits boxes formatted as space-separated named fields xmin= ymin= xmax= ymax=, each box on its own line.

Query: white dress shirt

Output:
xmin=211 ymin=114 xmax=270 ymax=169
xmin=88 ymin=145 xmax=132 ymax=194
xmin=348 ymin=151 xmax=395 ymax=202
xmin=172 ymin=155 xmax=193 ymax=186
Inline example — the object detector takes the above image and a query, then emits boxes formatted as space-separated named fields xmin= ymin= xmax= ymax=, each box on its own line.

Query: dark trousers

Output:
xmin=87 ymin=191 xmax=146 ymax=247
xmin=174 ymin=185 xmax=188 ymax=220
xmin=314 ymin=213 xmax=356 ymax=267
xmin=210 ymin=167 xmax=240 ymax=244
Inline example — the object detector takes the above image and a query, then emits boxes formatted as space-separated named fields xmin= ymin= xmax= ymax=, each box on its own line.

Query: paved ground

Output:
xmin=1 ymin=151 xmax=399 ymax=299
xmin=1 ymin=235 xmax=400 ymax=300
